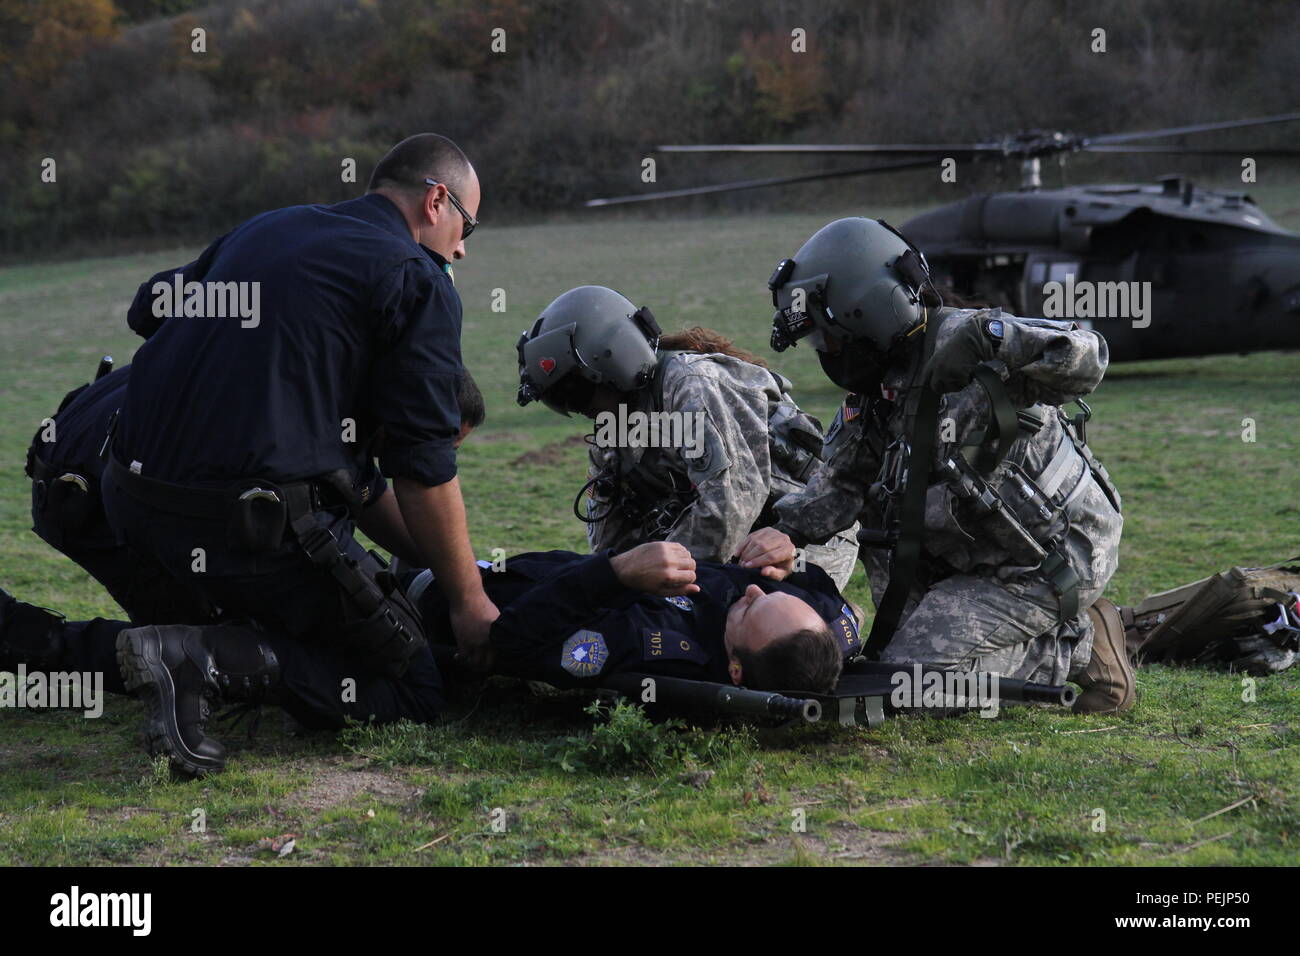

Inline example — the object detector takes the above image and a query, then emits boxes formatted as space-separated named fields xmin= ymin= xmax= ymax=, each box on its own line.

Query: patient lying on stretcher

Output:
xmin=409 ymin=530 xmax=859 ymax=695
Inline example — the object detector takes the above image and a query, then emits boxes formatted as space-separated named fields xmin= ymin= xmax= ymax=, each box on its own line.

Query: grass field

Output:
xmin=1 ymin=195 xmax=1298 ymax=866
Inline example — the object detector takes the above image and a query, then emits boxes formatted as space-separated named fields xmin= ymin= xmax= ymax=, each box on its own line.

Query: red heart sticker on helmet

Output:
xmin=539 ymin=357 xmax=557 ymax=374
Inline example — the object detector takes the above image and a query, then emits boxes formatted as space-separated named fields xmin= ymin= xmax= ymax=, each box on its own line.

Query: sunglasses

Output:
xmin=424 ymin=178 xmax=477 ymax=240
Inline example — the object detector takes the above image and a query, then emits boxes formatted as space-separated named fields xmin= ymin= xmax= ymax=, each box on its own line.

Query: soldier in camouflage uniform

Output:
xmin=516 ymin=286 xmax=860 ymax=589
xmin=736 ymin=218 xmax=1133 ymax=713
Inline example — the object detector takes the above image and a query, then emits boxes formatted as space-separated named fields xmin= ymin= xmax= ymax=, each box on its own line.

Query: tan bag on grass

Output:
xmin=1123 ymin=557 xmax=1300 ymax=674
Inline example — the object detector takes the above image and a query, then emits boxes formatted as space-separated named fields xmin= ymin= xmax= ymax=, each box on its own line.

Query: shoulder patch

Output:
xmin=561 ymin=630 xmax=609 ymax=677
xmin=684 ymin=419 xmax=729 ymax=480
xmin=642 ymin=627 xmax=710 ymax=666
xmin=824 ymin=407 xmax=845 ymax=445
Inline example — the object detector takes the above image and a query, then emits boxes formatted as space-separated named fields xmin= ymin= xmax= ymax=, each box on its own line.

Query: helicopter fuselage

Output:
xmin=903 ymin=178 xmax=1300 ymax=361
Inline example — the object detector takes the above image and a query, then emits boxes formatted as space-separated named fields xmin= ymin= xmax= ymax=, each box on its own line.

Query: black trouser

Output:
xmin=30 ymin=615 xmax=444 ymax=728
xmin=31 ymin=489 xmax=214 ymax=627
xmin=95 ymin=471 xmax=443 ymax=727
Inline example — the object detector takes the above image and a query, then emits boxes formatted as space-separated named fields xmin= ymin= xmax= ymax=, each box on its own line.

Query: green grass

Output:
xmin=1 ymin=200 xmax=1298 ymax=865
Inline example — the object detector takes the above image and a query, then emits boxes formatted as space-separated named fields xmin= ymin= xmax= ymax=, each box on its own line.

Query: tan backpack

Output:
xmin=1123 ymin=557 xmax=1300 ymax=674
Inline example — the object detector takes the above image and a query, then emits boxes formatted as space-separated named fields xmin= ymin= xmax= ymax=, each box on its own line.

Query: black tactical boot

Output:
xmin=0 ymin=586 xmax=65 ymax=672
xmin=116 ymin=624 xmax=280 ymax=778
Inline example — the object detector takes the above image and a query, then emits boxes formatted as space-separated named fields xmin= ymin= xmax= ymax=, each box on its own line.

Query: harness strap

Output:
xmin=1035 ymin=433 xmax=1077 ymax=499
xmin=969 ymin=362 xmax=1020 ymax=475
xmin=1057 ymin=409 xmax=1122 ymax=513
xmin=1040 ymin=549 xmax=1081 ymax=620
xmin=864 ymin=315 xmax=941 ymax=657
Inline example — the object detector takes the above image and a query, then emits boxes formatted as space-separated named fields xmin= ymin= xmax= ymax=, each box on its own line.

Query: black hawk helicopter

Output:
xmin=587 ymin=113 xmax=1300 ymax=362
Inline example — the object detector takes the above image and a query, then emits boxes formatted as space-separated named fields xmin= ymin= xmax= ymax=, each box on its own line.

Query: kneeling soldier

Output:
xmin=737 ymin=218 xmax=1132 ymax=713
xmin=516 ymin=285 xmax=860 ymax=589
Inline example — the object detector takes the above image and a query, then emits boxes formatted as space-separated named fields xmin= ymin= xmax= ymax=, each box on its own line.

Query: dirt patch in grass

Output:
xmin=470 ymin=431 xmax=534 ymax=445
xmin=562 ymin=823 xmax=913 ymax=866
xmin=511 ymin=433 xmax=587 ymax=468
xmin=289 ymin=757 xmax=422 ymax=812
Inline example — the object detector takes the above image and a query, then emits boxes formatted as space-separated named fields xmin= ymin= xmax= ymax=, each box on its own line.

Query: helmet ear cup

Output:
xmin=889 ymin=283 xmax=923 ymax=337
xmin=519 ymin=286 xmax=659 ymax=402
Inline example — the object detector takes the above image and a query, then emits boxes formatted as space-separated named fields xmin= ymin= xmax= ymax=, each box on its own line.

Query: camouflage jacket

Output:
xmin=585 ymin=351 xmax=824 ymax=563
xmin=773 ymin=307 xmax=1123 ymax=602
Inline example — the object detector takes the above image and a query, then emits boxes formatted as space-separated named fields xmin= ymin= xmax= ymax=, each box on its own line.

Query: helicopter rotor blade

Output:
xmin=1086 ymin=111 xmax=1300 ymax=145
xmin=584 ymin=156 xmax=941 ymax=207
xmin=657 ymin=143 xmax=1002 ymax=155
xmin=1084 ymin=145 xmax=1300 ymax=156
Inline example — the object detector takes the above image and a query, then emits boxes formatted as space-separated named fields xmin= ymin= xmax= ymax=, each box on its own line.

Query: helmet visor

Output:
xmin=539 ymin=373 xmax=597 ymax=416
xmin=817 ymin=338 xmax=889 ymax=394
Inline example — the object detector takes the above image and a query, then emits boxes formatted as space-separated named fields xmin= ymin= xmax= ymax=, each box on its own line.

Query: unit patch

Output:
xmin=561 ymin=630 xmax=609 ymax=677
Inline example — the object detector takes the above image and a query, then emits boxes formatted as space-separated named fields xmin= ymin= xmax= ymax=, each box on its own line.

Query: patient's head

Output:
xmin=723 ymin=584 xmax=843 ymax=693
xmin=454 ymin=368 xmax=486 ymax=447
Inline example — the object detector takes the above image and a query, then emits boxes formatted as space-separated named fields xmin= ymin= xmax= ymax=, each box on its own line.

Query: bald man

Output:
xmin=94 ymin=133 xmax=498 ymax=775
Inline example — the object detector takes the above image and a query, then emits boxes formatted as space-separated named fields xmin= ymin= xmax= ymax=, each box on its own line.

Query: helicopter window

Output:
xmin=1048 ymin=261 xmax=1081 ymax=283
xmin=1028 ymin=261 xmax=1046 ymax=285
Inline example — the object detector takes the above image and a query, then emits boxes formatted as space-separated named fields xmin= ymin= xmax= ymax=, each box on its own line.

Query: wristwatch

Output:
xmin=983 ymin=317 xmax=1005 ymax=352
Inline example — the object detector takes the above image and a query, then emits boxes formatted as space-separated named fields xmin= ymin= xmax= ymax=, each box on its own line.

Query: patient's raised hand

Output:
xmin=610 ymin=542 xmax=701 ymax=596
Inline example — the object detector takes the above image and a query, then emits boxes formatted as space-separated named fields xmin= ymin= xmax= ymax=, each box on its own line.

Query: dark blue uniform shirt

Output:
xmin=419 ymin=551 xmax=862 ymax=688
xmin=31 ymin=367 xmax=128 ymax=479
xmin=31 ymin=365 xmax=387 ymax=506
xmin=116 ymin=193 xmax=461 ymax=490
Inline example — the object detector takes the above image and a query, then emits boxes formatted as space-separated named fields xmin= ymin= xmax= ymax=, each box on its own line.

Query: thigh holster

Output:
xmin=288 ymin=508 xmax=426 ymax=679
xmin=105 ymin=455 xmax=427 ymax=678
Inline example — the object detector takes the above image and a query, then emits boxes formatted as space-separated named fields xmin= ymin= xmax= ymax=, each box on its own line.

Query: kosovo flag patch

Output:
xmin=561 ymin=630 xmax=609 ymax=678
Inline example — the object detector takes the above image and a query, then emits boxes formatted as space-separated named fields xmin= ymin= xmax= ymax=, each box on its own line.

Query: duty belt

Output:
xmin=28 ymin=452 xmax=93 ymax=504
xmin=105 ymin=454 xmax=349 ymax=524
xmin=104 ymin=454 xmax=425 ymax=678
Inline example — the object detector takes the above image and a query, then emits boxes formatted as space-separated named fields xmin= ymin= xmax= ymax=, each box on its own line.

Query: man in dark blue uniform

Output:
xmin=4 ymin=363 xmax=485 ymax=699
xmin=4 ymin=533 xmax=850 ymax=776
xmin=413 ymin=534 xmax=854 ymax=692
xmin=13 ymin=364 xmax=214 ymax=691
xmin=90 ymin=133 xmax=499 ymax=774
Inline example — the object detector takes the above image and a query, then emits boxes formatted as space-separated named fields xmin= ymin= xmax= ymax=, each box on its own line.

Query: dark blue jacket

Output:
xmin=29 ymin=367 xmax=128 ymax=481
xmin=29 ymin=365 xmax=386 ymax=511
xmin=421 ymin=551 xmax=861 ymax=688
xmin=116 ymin=193 xmax=462 ymax=489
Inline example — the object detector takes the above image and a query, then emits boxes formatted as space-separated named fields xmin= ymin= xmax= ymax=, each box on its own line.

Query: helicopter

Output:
xmin=586 ymin=113 xmax=1300 ymax=362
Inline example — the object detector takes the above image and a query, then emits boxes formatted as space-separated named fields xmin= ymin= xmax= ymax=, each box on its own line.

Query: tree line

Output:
xmin=2 ymin=0 xmax=1296 ymax=255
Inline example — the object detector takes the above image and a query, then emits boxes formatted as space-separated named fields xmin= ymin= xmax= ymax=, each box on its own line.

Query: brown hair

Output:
xmin=733 ymin=623 xmax=843 ymax=693
xmin=937 ymin=286 xmax=995 ymax=309
xmin=657 ymin=326 xmax=769 ymax=368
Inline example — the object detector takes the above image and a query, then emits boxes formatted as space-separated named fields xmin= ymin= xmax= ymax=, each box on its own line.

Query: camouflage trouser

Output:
xmin=878 ymin=572 xmax=1105 ymax=686
xmin=803 ymin=524 xmax=861 ymax=592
